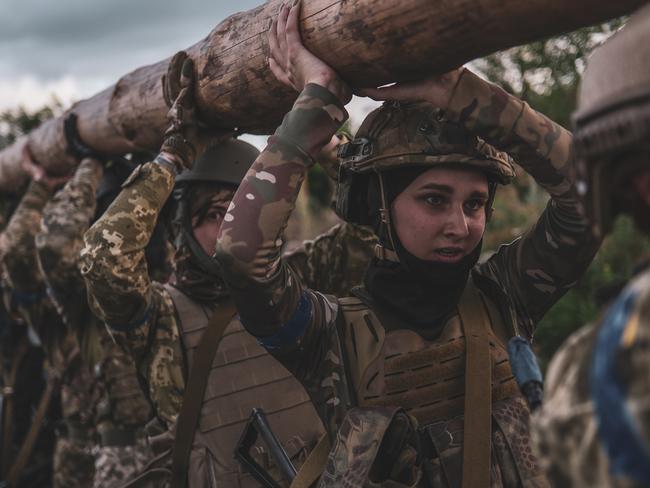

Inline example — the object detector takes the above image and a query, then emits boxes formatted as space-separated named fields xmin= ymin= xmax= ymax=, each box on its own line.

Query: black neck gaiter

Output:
xmin=363 ymin=168 xmax=483 ymax=339
xmin=364 ymin=241 xmax=481 ymax=339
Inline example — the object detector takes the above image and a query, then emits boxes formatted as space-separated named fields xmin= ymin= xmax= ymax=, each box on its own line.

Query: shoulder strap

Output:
xmin=458 ymin=280 xmax=492 ymax=488
xmin=5 ymin=365 xmax=58 ymax=486
xmin=170 ymin=296 xmax=237 ymax=488
xmin=1 ymin=338 xmax=30 ymax=478
xmin=289 ymin=434 xmax=331 ymax=488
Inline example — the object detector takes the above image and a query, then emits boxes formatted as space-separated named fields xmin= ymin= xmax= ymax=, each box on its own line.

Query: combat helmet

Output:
xmin=335 ymin=101 xmax=516 ymax=229
xmin=173 ymin=138 xmax=259 ymax=277
xmin=574 ymin=4 xmax=650 ymax=238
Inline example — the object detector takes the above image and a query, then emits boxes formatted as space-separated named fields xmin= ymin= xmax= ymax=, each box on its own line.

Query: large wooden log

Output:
xmin=0 ymin=0 xmax=644 ymax=191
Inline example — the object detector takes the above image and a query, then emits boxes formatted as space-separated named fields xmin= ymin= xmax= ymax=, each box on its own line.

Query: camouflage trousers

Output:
xmin=53 ymin=437 xmax=95 ymax=488
xmin=92 ymin=437 xmax=154 ymax=488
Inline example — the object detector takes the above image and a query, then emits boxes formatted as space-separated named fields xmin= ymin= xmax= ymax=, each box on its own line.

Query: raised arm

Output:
xmin=215 ymin=3 xmax=350 ymax=337
xmin=445 ymin=70 xmax=600 ymax=337
xmin=80 ymin=161 xmax=173 ymax=330
xmin=36 ymin=158 xmax=102 ymax=328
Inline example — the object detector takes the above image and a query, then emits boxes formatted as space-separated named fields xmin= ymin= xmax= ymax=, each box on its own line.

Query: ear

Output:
xmin=632 ymin=170 xmax=650 ymax=207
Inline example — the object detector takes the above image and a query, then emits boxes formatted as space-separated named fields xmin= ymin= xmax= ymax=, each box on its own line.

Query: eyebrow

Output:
xmin=418 ymin=184 xmax=489 ymax=199
xmin=419 ymin=183 xmax=454 ymax=194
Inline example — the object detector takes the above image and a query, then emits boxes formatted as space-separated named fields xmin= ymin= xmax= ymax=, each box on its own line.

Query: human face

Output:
xmin=192 ymin=198 xmax=231 ymax=256
xmin=391 ymin=166 xmax=489 ymax=263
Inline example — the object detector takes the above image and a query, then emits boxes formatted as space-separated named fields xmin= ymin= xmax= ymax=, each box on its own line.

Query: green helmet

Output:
xmin=172 ymin=138 xmax=259 ymax=283
xmin=334 ymin=101 xmax=516 ymax=225
xmin=175 ymin=138 xmax=259 ymax=186
xmin=574 ymin=4 xmax=650 ymax=238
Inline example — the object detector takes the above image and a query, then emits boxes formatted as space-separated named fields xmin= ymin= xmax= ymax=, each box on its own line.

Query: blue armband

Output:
xmin=591 ymin=288 xmax=650 ymax=483
xmin=255 ymin=292 xmax=312 ymax=351
xmin=107 ymin=302 xmax=152 ymax=333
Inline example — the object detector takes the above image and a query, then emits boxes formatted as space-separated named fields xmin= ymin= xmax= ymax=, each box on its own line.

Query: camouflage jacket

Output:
xmin=80 ymin=157 xmax=376 ymax=426
xmin=215 ymin=72 xmax=601 ymax=439
xmin=532 ymin=267 xmax=650 ymax=487
xmin=0 ymin=180 xmax=95 ymax=426
xmin=36 ymin=158 xmax=151 ymax=432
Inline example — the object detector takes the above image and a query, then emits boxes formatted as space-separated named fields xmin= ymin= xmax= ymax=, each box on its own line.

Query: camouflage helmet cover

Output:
xmin=574 ymin=4 xmax=650 ymax=237
xmin=335 ymin=101 xmax=516 ymax=224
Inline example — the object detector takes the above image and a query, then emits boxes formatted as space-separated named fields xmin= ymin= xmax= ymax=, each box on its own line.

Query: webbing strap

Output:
xmin=6 ymin=370 xmax=58 ymax=486
xmin=170 ymin=298 xmax=237 ymax=488
xmin=458 ymin=281 xmax=492 ymax=488
xmin=1 ymin=338 xmax=29 ymax=477
xmin=289 ymin=434 xmax=331 ymax=488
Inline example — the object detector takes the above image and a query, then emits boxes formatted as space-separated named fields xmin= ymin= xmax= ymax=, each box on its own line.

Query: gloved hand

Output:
xmin=64 ymin=112 xmax=105 ymax=163
xmin=160 ymin=51 xmax=224 ymax=172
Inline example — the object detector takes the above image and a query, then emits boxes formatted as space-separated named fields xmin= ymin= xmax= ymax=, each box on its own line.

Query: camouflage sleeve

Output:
xmin=216 ymin=83 xmax=348 ymax=337
xmin=445 ymin=69 xmax=601 ymax=337
xmin=0 ymin=180 xmax=53 ymax=319
xmin=80 ymin=161 xmax=175 ymax=334
xmin=284 ymin=222 xmax=377 ymax=297
xmin=36 ymin=158 xmax=102 ymax=329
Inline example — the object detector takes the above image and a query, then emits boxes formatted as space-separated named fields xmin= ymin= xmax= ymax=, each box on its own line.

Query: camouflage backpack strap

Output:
xmin=164 ymin=284 xmax=237 ymax=488
xmin=457 ymin=279 xmax=492 ymax=488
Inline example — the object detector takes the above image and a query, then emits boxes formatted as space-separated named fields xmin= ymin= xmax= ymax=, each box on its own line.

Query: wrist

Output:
xmin=155 ymin=152 xmax=182 ymax=176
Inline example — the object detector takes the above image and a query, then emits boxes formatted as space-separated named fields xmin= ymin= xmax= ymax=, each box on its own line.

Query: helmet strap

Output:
xmin=377 ymin=172 xmax=400 ymax=258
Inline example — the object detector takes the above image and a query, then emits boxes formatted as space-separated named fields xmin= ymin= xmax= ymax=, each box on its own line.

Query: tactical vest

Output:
xmin=165 ymin=285 xmax=325 ymax=487
xmin=336 ymin=280 xmax=546 ymax=486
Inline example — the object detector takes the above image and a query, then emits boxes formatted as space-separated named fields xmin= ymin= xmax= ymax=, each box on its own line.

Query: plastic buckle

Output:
xmin=338 ymin=138 xmax=373 ymax=164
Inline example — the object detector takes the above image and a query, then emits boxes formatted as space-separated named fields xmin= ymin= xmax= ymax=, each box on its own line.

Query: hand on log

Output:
xmin=160 ymin=52 xmax=227 ymax=172
xmin=21 ymin=144 xmax=71 ymax=191
xmin=358 ymin=69 xmax=463 ymax=110
xmin=268 ymin=0 xmax=351 ymax=105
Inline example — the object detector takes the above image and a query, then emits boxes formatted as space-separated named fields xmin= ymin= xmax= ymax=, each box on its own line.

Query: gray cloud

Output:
xmin=0 ymin=0 xmax=261 ymax=80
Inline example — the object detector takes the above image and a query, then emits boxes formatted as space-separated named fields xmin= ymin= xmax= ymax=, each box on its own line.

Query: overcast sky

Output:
xmin=0 ymin=0 xmax=380 ymax=145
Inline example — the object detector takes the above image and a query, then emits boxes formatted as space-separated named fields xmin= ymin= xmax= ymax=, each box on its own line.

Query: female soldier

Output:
xmin=215 ymin=2 xmax=600 ymax=486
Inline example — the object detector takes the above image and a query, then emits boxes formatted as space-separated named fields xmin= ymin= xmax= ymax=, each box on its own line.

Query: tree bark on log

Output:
xmin=0 ymin=0 xmax=644 ymax=191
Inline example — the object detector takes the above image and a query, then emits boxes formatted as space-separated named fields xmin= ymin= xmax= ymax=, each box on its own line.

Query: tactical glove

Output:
xmin=161 ymin=51 xmax=224 ymax=172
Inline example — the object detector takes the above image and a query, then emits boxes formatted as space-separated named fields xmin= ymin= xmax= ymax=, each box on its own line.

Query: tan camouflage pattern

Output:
xmin=92 ymin=439 xmax=153 ymax=488
xmin=319 ymin=407 xmax=421 ymax=488
xmin=37 ymin=157 xmax=152 ymax=429
xmin=81 ymin=162 xmax=185 ymax=426
xmin=532 ymin=269 xmax=650 ymax=487
xmin=81 ymin=136 xmax=374 ymax=431
xmin=53 ymin=436 xmax=95 ymax=488
xmin=0 ymin=179 xmax=98 ymax=423
xmin=284 ymin=222 xmax=377 ymax=298
xmin=214 ymin=75 xmax=600 ymax=485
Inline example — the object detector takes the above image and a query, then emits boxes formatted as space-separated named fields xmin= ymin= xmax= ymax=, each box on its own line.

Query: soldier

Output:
xmin=0 ymin=148 xmax=96 ymax=488
xmin=34 ymin=150 xmax=155 ymax=488
xmin=80 ymin=52 xmax=375 ymax=487
xmin=214 ymin=3 xmax=601 ymax=487
xmin=532 ymin=5 xmax=650 ymax=486
xmin=0 ymin=283 xmax=58 ymax=488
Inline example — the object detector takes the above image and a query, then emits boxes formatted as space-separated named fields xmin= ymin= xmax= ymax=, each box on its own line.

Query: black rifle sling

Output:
xmin=170 ymin=299 xmax=237 ymax=488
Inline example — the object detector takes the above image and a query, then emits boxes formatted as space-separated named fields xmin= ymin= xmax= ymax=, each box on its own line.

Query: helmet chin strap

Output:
xmin=375 ymin=172 xmax=400 ymax=262
xmin=374 ymin=173 xmax=498 ymax=263
xmin=176 ymin=195 xmax=223 ymax=277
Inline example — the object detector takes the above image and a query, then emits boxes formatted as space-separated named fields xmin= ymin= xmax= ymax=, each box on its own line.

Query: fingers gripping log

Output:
xmin=0 ymin=0 xmax=645 ymax=191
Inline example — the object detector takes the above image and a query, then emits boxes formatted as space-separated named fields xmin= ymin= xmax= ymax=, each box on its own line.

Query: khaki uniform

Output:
xmin=36 ymin=158 xmax=154 ymax=488
xmin=81 ymin=154 xmax=376 ymax=485
xmin=214 ymin=73 xmax=601 ymax=486
xmin=0 ymin=180 xmax=95 ymax=488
